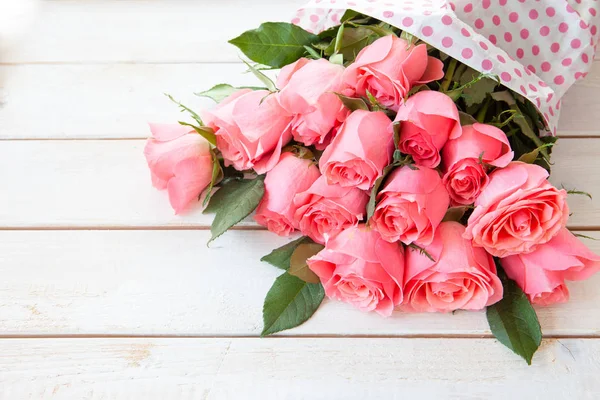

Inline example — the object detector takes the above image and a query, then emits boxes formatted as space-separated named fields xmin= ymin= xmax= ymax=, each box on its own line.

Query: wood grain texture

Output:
xmin=0 ymin=338 xmax=598 ymax=399
xmin=0 ymin=138 xmax=597 ymax=228
xmin=0 ymin=230 xmax=598 ymax=336
xmin=2 ymin=0 xmax=307 ymax=64
xmin=1 ymin=62 xmax=599 ymax=139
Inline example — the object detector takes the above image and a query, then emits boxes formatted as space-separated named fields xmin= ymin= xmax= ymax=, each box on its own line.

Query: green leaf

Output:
xmin=458 ymin=111 xmax=477 ymax=126
xmin=261 ymin=236 xmax=313 ymax=270
xmin=303 ymin=45 xmax=322 ymax=59
xmin=262 ymin=272 xmax=325 ymax=336
xmin=229 ymin=22 xmax=318 ymax=68
xmin=195 ymin=84 xmax=265 ymax=103
xmin=241 ymin=60 xmax=277 ymax=92
xmin=325 ymin=27 xmax=376 ymax=62
xmin=340 ymin=9 xmax=360 ymax=23
xmin=166 ymin=94 xmax=204 ymax=126
xmin=204 ymin=176 xmax=265 ymax=244
xmin=442 ymin=206 xmax=468 ymax=222
xmin=566 ymin=189 xmax=593 ymax=200
xmin=289 ymin=243 xmax=324 ymax=284
xmin=329 ymin=53 xmax=344 ymax=65
xmin=366 ymin=164 xmax=395 ymax=220
xmin=487 ymin=267 xmax=542 ymax=365
xmin=459 ymin=68 xmax=499 ymax=107
xmin=178 ymin=122 xmax=217 ymax=146
xmin=335 ymin=93 xmax=368 ymax=111
xmin=334 ymin=23 xmax=345 ymax=54
xmin=202 ymin=149 xmax=223 ymax=207
xmin=518 ymin=143 xmax=555 ymax=164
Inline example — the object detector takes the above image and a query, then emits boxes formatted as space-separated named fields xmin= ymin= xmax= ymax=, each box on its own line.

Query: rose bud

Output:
xmin=144 ymin=123 xmax=214 ymax=214
xmin=403 ymin=221 xmax=503 ymax=313
xmin=441 ymin=123 xmax=514 ymax=205
xmin=464 ymin=162 xmax=569 ymax=258
xmin=395 ymin=91 xmax=462 ymax=168
xmin=294 ymin=176 xmax=369 ymax=244
xmin=319 ymin=109 xmax=394 ymax=190
xmin=307 ymin=224 xmax=404 ymax=317
xmin=277 ymin=58 xmax=348 ymax=149
xmin=201 ymin=89 xmax=292 ymax=174
xmin=370 ymin=166 xmax=450 ymax=246
xmin=501 ymin=228 xmax=600 ymax=306
xmin=254 ymin=152 xmax=320 ymax=236
xmin=342 ymin=35 xmax=444 ymax=111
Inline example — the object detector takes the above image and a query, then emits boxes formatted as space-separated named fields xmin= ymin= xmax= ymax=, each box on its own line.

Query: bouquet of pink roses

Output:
xmin=143 ymin=1 xmax=600 ymax=364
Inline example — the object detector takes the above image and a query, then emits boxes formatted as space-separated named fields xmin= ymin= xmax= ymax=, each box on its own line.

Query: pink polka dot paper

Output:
xmin=294 ymin=0 xmax=600 ymax=136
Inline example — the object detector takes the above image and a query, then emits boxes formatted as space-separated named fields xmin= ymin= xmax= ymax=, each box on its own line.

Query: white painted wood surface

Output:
xmin=0 ymin=338 xmax=598 ymax=400
xmin=1 ymin=0 xmax=599 ymax=398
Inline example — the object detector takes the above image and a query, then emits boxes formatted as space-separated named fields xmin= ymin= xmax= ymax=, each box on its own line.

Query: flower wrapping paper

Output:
xmin=294 ymin=0 xmax=600 ymax=136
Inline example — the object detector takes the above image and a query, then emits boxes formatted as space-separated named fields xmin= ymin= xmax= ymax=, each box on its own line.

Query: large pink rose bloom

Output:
xmin=342 ymin=35 xmax=444 ymax=110
xmin=294 ymin=176 xmax=369 ymax=245
xmin=144 ymin=123 xmax=213 ymax=214
xmin=395 ymin=91 xmax=461 ymax=168
xmin=442 ymin=123 xmax=514 ymax=205
xmin=465 ymin=162 xmax=569 ymax=257
xmin=254 ymin=153 xmax=320 ymax=236
xmin=277 ymin=58 xmax=348 ymax=149
xmin=502 ymin=228 xmax=600 ymax=306
xmin=307 ymin=225 xmax=404 ymax=317
xmin=201 ymin=89 xmax=292 ymax=174
xmin=370 ymin=166 xmax=449 ymax=246
xmin=403 ymin=221 xmax=503 ymax=313
xmin=319 ymin=110 xmax=394 ymax=190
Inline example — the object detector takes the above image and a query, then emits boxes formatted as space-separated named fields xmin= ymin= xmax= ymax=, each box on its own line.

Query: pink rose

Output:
xmin=370 ymin=166 xmax=450 ymax=246
xmin=294 ymin=176 xmax=369 ymax=244
xmin=277 ymin=58 xmax=347 ymax=148
xmin=395 ymin=91 xmax=462 ymax=168
xmin=465 ymin=162 xmax=569 ymax=257
xmin=403 ymin=221 xmax=503 ymax=313
xmin=442 ymin=123 xmax=514 ymax=170
xmin=442 ymin=123 xmax=514 ymax=205
xmin=501 ymin=228 xmax=600 ymax=305
xmin=319 ymin=110 xmax=394 ymax=190
xmin=144 ymin=123 xmax=213 ymax=214
xmin=307 ymin=225 xmax=404 ymax=316
xmin=254 ymin=153 xmax=320 ymax=236
xmin=442 ymin=159 xmax=489 ymax=206
xmin=201 ymin=89 xmax=292 ymax=174
xmin=342 ymin=35 xmax=444 ymax=110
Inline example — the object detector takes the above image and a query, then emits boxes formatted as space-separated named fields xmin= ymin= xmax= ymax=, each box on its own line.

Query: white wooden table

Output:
xmin=1 ymin=1 xmax=600 ymax=398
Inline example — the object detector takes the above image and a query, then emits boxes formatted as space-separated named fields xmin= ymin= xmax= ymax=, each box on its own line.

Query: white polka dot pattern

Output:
xmin=293 ymin=0 xmax=600 ymax=136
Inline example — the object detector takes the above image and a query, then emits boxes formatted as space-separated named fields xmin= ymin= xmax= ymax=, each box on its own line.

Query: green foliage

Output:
xmin=261 ymin=236 xmax=313 ymax=270
xmin=262 ymin=272 xmax=325 ymax=336
xmin=288 ymin=243 xmax=324 ymax=284
xmin=195 ymin=83 xmax=265 ymax=103
xmin=204 ymin=176 xmax=265 ymax=244
xmin=487 ymin=265 xmax=542 ymax=365
xmin=335 ymin=93 xmax=369 ymax=111
xmin=229 ymin=22 xmax=318 ymax=68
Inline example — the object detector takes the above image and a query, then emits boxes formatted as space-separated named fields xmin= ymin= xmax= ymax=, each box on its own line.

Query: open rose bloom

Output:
xmin=142 ymin=0 xmax=600 ymax=360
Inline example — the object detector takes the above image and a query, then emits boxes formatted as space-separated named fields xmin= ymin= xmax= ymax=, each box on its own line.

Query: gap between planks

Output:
xmin=0 ymin=334 xmax=597 ymax=339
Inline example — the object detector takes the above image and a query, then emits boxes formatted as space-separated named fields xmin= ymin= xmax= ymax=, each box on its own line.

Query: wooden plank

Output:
xmin=2 ymin=0 xmax=307 ymax=64
xmin=3 ymin=0 xmax=598 ymax=65
xmin=0 ymin=138 xmax=598 ymax=228
xmin=0 ymin=338 xmax=598 ymax=399
xmin=1 ymin=62 xmax=599 ymax=139
xmin=1 ymin=230 xmax=599 ymax=336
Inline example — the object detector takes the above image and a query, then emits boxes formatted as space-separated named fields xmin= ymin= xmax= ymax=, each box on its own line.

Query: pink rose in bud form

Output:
xmin=395 ymin=91 xmax=461 ymax=168
xmin=442 ymin=123 xmax=514 ymax=170
xmin=277 ymin=58 xmax=348 ymax=148
xmin=307 ymin=224 xmax=404 ymax=317
xmin=442 ymin=159 xmax=489 ymax=206
xmin=294 ymin=176 xmax=369 ymax=244
xmin=342 ymin=35 xmax=444 ymax=110
xmin=465 ymin=162 xmax=569 ymax=257
xmin=254 ymin=153 xmax=320 ymax=236
xmin=201 ymin=89 xmax=292 ymax=174
xmin=403 ymin=221 xmax=503 ymax=313
xmin=370 ymin=166 xmax=449 ymax=246
xmin=501 ymin=228 xmax=600 ymax=306
xmin=319 ymin=110 xmax=394 ymax=190
xmin=441 ymin=123 xmax=514 ymax=205
xmin=144 ymin=123 xmax=214 ymax=214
